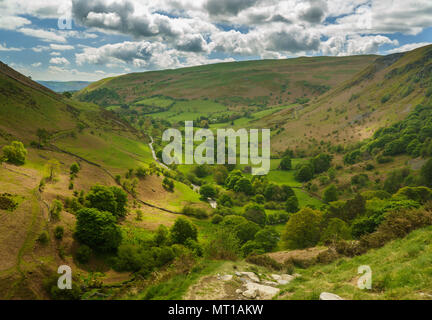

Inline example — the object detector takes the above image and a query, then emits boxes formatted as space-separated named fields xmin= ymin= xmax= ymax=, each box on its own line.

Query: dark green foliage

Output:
xmin=310 ymin=153 xmax=332 ymax=174
xmin=86 ymin=185 xmax=127 ymax=218
xmin=44 ymin=274 xmax=82 ymax=300
xmin=351 ymin=174 xmax=369 ymax=187
xmin=267 ymin=211 xmax=289 ymax=225
xmin=75 ymin=208 xmax=122 ymax=252
xmin=199 ymin=184 xmax=217 ymax=199
xmin=393 ymin=186 xmax=432 ymax=204
xmin=234 ymin=177 xmax=253 ymax=195
xmin=2 ymin=141 xmax=27 ymax=165
xmin=217 ymin=194 xmax=234 ymax=207
xmin=181 ymin=206 xmax=208 ymax=219
xmin=50 ymin=199 xmax=63 ymax=220
xmin=383 ymin=168 xmax=411 ymax=194
xmin=264 ymin=183 xmax=295 ymax=202
xmin=279 ymin=156 xmax=292 ymax=170
xmin=221 ymin=215 xmax=248 ymax=227
xmin=170 ymin=218 xmax=198 ymax=245
xmin=295 ymin=164 xmax=314 ymax=182
xmin=234 ymin=221 xmax=261 ymax=244
xmin=54 ymin=226 xmax=64 ymax=240
xmin=421 ymin=159 xmax=432 ymax=188
xmin=154 ymin=225 xmax=169 ymax=246
xmin=76 ymin=245 xmax=92 ymax=264
xmin=323 ymin=184 xmax=338 ymax=203
xmin=320 ymin=218 xmax=350 ymax=243
xmin=285 ymin=196 xmax=299 ymax=213
xmin=70 ymin=163 xmax=80 ymax=175
xmin=225 ymin=170 xmax=243 ymax=189
xmin=254 ymin=227 xmax=279 ymax=252
xmin=205 ymin=228 xmax=241 ymax=260
xmin=243 ymin=203 xmax=267 ymax=226
xmin=38 ymin=231 xmax=49 ymax=244
xmin=381 ymin=93 xmax=391 ymax=103
xmin=325 ymin=194 xmax=366 ymax=222
xmin=211 ymin=214 xmax=223 ymax=224
xmin=162 ymin=177 xmax=175 ymax=192
xmin=283 ymin=208 xmax=322 ymax=249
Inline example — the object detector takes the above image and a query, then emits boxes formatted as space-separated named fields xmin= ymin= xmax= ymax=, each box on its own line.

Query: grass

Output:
xmin=277 ymin=226 xmax=432 ymax=300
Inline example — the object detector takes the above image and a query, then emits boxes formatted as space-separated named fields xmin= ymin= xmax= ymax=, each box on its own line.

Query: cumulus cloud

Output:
xmin=205 ymin=0 xmax=260 ymax=16
xmin=50 ymin=57 xmax=71 ymax=65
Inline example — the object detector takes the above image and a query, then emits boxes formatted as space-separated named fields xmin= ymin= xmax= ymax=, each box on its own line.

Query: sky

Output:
xmin=1 ymin=0 xmax=432 ymax=81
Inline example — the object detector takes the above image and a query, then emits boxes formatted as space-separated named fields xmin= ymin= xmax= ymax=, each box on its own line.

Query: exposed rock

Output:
xmin=220 ymin=275 xmax=233 ymax=281
xmin=242 ymin=289 xmax=257 ymax=299
xmin=235 ymin=271 xmax=242 ymax=277
xmin=319 ymin=292 xmax=344 ymax=300
xmin=277 ymin=280 xmax=290 ymax=285
xmin=271 ymin=274 xmax=281 ymax=281
xmin=240 ymin=272 xmax=260 ymax=282
xmin=235 ymin=289 xmax=243 ymax=294
xmin=262 ymin=281 xmax=279 ymax=286
xmin=245 ymin=283 xmax=280 ymax=300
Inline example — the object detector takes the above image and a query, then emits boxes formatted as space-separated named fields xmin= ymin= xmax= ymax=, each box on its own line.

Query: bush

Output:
xmin=320 ymin=218 xmax=350 ymax=243
xmin=170 ymin=218 xmax=198 ymax=245
xmin=85 ymin=185 xmax=128 ymax=218
xmin=154 ymin=225 xmax=169 ymax=246
xmin=76 ymin=245 xmax=92 ymax=264
xmin=199 ymin=184 xmax=217 ymax=199
xmin=243 ymin=203 xmax=266 ymax=226
xmin=234 ymin=221 xmax=261 ymax=244
xmin=211 ymin=214 xmax=223 ymax=224
xmin=245 ymin=254 xmax=283 ymax=270
xmin=162 ymin=177 xmax=175 ymax=192
xmin=54 ymin=226 xmax=64 ymax=240
xmin=393 ymin=186 xmax=432 ymax=204
xmin=421 ymin=159 xmax=432 ymax=188
xmin=221 ymin=215 xmax=248 ymax=227
xmin=205 ymin=228 xmax=241 ymax=260
xmin=285 ymin=196 xmax=299 ymax=213
xmin=70 ymin=163 xmax=80 ymax=175
xmin=295 ymin=165 xmax=314 ymax=182
xmin=38 ymin=231 xmax=49 ymax=244
xmin=279 ymin=156 xmax=292 ymax=170
xmin=283 ymin=208 xmax=323 ymax=249
xmin=43 ymin=274 xmax=82 ymax=300
xmin=181 ymin=206 xmax=208 ymax=219
xmin=50 ymin=199 xmax=63 ymax=221
xmin=75 ymin=208 xmax=122 ymax=252
xmin=323 ymin=185 xmax=338 ymax=203
xmin=254 ymin=227 xmax=279 ymax=252
xmin=2 ymin=141 xmax=27 ymax=165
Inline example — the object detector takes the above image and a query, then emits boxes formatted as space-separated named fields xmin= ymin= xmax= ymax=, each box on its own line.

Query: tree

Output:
xmin=36 ymin=128 xmax=50 ymax=146
xmin=75 ymin=208 xmax=122 ymax=252
xmin=200 ymin=184 xmax=217 ymax=199
xmin=170 ymin=217 xmax=198 ymax=245
xmin=311 ymin=154 xmax=333 ymax=174
xmin=46 ymin=159 xmax=60 ymax=181
xmin=86 ymin=185 xmax=127 ymax=218
xmin=70 ymin=163 xmax=80 ymax=175
xmin=2 ymin=141 xmax=27 ymax=164
xmin=323 ymin=184 xmax=338 ymax=203
xmin=214 ymin=166 xmax=228 ymax=185
xmin=234 ymin=221 xmax=261 ymax=244
xmin=243 ymin=204 xmax=266 ymax=227
xmin=234 ymin=177 xmax=253 ymax=195
xmin=285 ymin=196 xmax=299 ymax=213
xmin=421 ymin=159 xmax=432 ymax=188
xmin=295 ymin=164 xmax=314 ymax=182
xmin=283 ymin=208 xmax=322 ymax=249
xmin=279 ymin=156 xmax=292 ymax=171
xmin=320 ymin=218 xmax=350 ymax=243
xmin=254 ymin=227 xmax=279 ymax=252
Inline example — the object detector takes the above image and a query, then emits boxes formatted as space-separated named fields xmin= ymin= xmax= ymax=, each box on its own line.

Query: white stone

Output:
xmin=262 ymin=281 xmax=279 ymax=286
xmin=277 ymin=280 xmax=290 ymax=285
xmin=242 ymin=289 xmax=257 ymax=299
xmin=220 ymin=275 xmax=233 ymax=281
xmin=235 ymin=271 xmax=242 ymax=277
xmin=319 ymin=292 xmax=344 ymax=300
xmin=281 ymin=274 xmax=295 ymax=282
xmin=236 ymin=289 xmax=243 ymax=294
xmin=240 ymin=272 xmax=260 ymax=282
xmin=271 ymin=274 xmax=282 ymax=281
xmin=245 ymin=283 xmax=280 ymax=300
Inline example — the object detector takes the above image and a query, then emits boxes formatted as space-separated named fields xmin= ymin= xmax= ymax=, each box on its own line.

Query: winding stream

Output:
xmin=148 ymin=136 xmax=217 ymax=209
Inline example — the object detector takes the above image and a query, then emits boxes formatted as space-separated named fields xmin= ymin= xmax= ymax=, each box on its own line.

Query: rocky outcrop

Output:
xmin=319 ymin=292 xmax=344 ymax=300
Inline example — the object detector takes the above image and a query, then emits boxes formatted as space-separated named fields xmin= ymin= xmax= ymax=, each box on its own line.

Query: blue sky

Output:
xmin=1 ymin=0 xmax=432 ymax=81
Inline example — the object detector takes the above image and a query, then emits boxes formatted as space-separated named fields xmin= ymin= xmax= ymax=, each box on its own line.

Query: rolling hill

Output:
xmin=36 ymin=81 xmax=92 ymax=93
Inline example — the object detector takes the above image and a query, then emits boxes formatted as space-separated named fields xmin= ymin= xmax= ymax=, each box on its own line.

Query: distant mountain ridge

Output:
xmin=37 ymin=80 xmax=92 ymax=93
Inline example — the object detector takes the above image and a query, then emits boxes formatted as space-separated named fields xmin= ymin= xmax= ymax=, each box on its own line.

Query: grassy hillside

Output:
xmin=267 ymin=45 xmax=432 ymax=153
xmin=75 ymin=55 xmax=376 ymax=107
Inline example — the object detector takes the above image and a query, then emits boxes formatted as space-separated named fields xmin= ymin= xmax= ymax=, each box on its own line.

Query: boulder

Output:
xmin=240 ymin=272 xmax=260 ymax=282
xmin=271 ymin=274 xmax=281 ymax=281
xmin=242 ymin=289 xmax=257 ymax=299
xmin=319 ymin=292 xmax=344 ymax=300
xmin=245 ymin=283 xmax=280 ymax=300
xmin=220 ymin=275 xmax=233 ymax=281
xmin=262 ymin=281 xmax=279 ymax=286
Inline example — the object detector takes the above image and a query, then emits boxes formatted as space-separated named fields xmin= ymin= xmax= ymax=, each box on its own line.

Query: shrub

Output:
xmin=2 ymin=141 xmax=27 ymax=165
xmin=50 ymin=199 xmax=63 ymax=221
xmin=154 ymin=225 xmax=169 ymax=246
xmin=393 ymin=186 xmax=432 ymax=204
xmin=38 ymin=231 xmax=49 ymax=244
xmin=279 ymin=156 xmax=292 ymax=170
xmin=234 ymin=221 xmax=261 ymax=244
xmin=162 ymin=177 xmax=175 ymax=192
xmin=323 ymin=185 xmax=338 ymax=203
xmin=85 ymin=185 xmax=127 ymax=218
xmin=43 ymin=274 xmax=82 ymax=300
xmin=211 ymin=214 xmax=223 ymax=224
xmin=170 ymin=218 xmax=198 ymax=245
xmin=243 ymin=203 xmax=266 ymax=226
xmin=199 ymin=184 xmax=217 ymax=199
xmin=75 ymin=245 xmax=92 ymax=264
xmin=283 ymin=208 xmax=323 ymax=249
xmin=70 ymin=163 xmax=80 ymax=175
xmin=75 ymin=208 xmax=122 ymax=252
xmin=221 ymin=215 xmax=248 ymax=227
xmin=285 ymin=196 xmax=299 ymax=213
xmin=205 ymin=228 xmax=241 ymax=260
xmin=320 ymin=218 xmax=350 ymax=243
xmin=295 ymin=165 xmax=314 ymax=182
xmin=54 ymin=226 xmax=64 ymax=240
xmin=181 ymin=206 xmax=208 ymax=219
xmin=254 ymin=227 xmax=279 ymax=252
xmin=421 ymin=159 xmax=432 ymax=188
xmin=245 ymin=254 xmax=283 ymax=270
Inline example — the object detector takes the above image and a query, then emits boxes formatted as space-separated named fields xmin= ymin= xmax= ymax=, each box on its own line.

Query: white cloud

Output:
xmin=0 ymin=43 xmax=22 ymax=51
xmin=386 ymin=42 xmax=432 ymax=54
xmin=50 ymin=57 xmax=70 ymax=65
xmin=31 ymin=62 xmax=42 ymax=67
xmin=50 ymin=44 xmax=74 ymax=50
xmin=18 ymin=28 xmax=67 ymax=43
